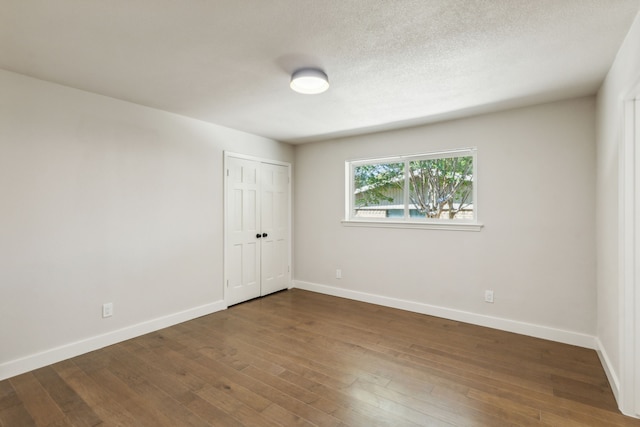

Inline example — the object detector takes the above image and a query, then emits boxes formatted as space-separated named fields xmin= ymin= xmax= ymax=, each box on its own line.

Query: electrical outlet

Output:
xmin=484 ymin=290 xmax=494 ymax=303
xmin=336 ymin=269 xmax=342 ymax=279
xmin=102 ymin=302 xmax=113 ymax=318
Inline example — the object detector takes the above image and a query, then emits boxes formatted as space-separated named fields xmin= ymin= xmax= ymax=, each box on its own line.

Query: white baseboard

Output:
xmin=0 ymin=300 xmax=227 ymax=381
xmin=595 ymin=337 xmax=621 ymax=403
xmin=293 ymin=280 xmax=597 ymax=349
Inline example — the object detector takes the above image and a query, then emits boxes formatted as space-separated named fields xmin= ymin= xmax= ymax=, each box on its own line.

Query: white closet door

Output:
xmin=225 ymin=157 xmax=261 ymax=306
xmin=225 ymin=154 xmax=290 ymax=306
xmin=260 ymin=163 xmax=289 ymax=296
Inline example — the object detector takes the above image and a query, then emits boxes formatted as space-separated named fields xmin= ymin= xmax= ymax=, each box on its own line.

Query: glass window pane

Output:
xmin=353 ymin=162 xmax=404 ymax=218
xmin=408 ymin=156 xmax=473 ymax=219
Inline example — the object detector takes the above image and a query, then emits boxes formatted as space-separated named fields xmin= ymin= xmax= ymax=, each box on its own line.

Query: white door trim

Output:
xmin=635 ymin=97 xmax=640 ymax=418
xmin=224 ymin=151 xmax=291 ymax=167
xmin=620 ymin=93 xmax=640 ymax=417
xmin=223 ymin=151 xmax=292 ymax=306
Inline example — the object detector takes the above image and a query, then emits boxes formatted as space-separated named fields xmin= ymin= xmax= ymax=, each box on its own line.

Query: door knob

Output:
xmin=262 ymin=233 xmax=268 ymax=238
xmin=256 ymin=234 xmax=262 ymax=238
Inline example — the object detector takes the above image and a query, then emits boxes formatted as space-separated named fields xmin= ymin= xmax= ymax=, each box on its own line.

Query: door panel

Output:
xmin=260 ymin=163 xmax=289 ymax=296
xmin=226 ymin=157 xmax=261 ymax=306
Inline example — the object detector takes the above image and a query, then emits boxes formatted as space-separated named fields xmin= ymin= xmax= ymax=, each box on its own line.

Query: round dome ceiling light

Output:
xmin=290 ymin=68 xmax=329 ymax=94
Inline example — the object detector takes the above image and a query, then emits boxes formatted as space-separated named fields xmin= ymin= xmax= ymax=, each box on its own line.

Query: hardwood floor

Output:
xmin=1 ymin=289 xmax=638 ymax=426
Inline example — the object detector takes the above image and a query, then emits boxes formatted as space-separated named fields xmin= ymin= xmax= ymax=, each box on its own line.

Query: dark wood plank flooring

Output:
xmin=1 ymin=289 xmax=638 ymax=426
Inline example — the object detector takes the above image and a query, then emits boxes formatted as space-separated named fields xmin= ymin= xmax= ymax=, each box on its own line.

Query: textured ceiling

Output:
xmin=2 ymin=1 xmax=639 ymax=143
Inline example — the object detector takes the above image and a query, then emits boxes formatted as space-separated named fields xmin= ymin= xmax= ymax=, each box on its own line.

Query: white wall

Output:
xmin=0 ymin=69 xmax=293 ymax=379
xmin=294 ymin=97 xmax=596 ymax=344
xmin=596 ymin=10 xmax=640 ymax=409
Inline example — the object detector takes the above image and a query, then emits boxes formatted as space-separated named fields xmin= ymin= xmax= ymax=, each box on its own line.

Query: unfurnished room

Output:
xmin=2 ymin=1 xmax=640 ymax=426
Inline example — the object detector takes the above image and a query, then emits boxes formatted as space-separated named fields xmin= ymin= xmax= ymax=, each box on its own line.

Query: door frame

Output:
xmin=223 ymin=151 xmax=292 ymax=306
xmin=620 ymin=90 xmax=640 ymax=417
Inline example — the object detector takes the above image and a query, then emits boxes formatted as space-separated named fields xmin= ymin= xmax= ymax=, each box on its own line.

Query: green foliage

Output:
xmin=354 ymin=163 xmax=404 ymax=207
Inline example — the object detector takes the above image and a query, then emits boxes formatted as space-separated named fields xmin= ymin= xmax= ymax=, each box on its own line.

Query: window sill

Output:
xmin=341 ymin=219 xmax=483 ymax=232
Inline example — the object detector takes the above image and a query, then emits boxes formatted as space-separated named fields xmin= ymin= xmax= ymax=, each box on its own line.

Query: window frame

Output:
xmin=343 ymin=148 xmax=482 ymax=231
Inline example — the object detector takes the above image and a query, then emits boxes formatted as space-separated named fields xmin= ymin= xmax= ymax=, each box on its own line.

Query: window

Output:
xmin=345 ymin=148 xmax=481 ymax=230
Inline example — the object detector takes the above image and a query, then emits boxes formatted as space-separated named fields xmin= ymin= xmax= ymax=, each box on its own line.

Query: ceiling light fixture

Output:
xmin=290 ymin=68 xmax=329 ymax=94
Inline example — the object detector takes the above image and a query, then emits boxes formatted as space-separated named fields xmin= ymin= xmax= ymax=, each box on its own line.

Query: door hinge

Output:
xmin=288 ymin=265 xmax=290 ymax=273
xmin=226 ymin=279 xmax=229 ymax=287
xmin=226 ymin=169 xmax=230 ymax=176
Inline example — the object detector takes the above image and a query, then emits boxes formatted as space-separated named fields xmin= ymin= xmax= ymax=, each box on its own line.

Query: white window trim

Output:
xmin=343 ymin=148 xmax=483 ymax=231
xmin=341 ymin=219 xmax=483 ymax=231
